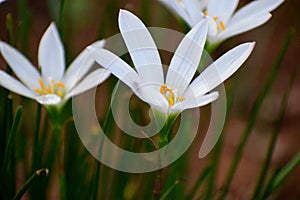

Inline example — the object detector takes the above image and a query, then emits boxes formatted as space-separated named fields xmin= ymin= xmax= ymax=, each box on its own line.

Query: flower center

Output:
xmin=34 ymin=78 xmax=65 ymax=97
xmin=204 ymin=10 xmax=226 ymax=31
xmin=160 ymin=84 xmax=185 ymax=107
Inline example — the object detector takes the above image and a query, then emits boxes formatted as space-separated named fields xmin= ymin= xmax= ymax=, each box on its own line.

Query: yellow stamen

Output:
xmin=213 ymin=16 xmax=218 ymax=21
xmin=34 ymin=88 xmax=45 ymax=95
xmin=33 ymin=78 xmax=66 ymax=97
xmin=38 ymin=78 xmax=45 ymax=90
xmin=55 ymin=82 xmax=65 ymax=88
xmin=203 ymin=11 xmax=226 ymax=31
xmin=176 ymin=96 xmax=185 ymax=101
xmin=219 ymin=21 xmax=226 ymax=30
xmin=57 ymin=90 xmax=64 ymax=97
xmin=45 ymin=87 xmax=53 ymax=94
xmin=160 ymin=84 xmax=167 ymax=94
xmin=167 ymin=97 xmax=174 ymax=107
xmin=160 ymin=84 xmax=185 ymax=107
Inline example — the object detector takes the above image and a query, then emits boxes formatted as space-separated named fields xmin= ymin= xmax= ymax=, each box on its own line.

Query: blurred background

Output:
xmin=0 ymin=0 xmax=299 ymax=199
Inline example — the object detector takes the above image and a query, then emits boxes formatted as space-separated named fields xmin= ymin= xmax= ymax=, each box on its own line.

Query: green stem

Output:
xmin=159 ymin=179 xmax=180 ymax=200
xmin=186 ymin=166 xmax=212 ymax=199
xmin=58 ymin=0 xmax=65 ymax=32
xmin=153 ymin=113 xmax=179 ymax=198
xmin=251 ymin=64 xmax=298 ymax=200
xmin=0 ymin=106 xmax=22 ymax=178
xmin=92 ymin=107 xmax=114 ymax=200
xmin=12 ymin=169 xmax=49 ymax=200
xmin=54 ymin=124 xmax=67 ymax=200
xmin=218 ymin=29 xmax=294 ymax=200
xmin=141 ymin=0 xmax=151 ymax=25
xmin=0 ymin=106 xmax=22 ymax=199
xmin=96 ymin=0 xmax=118 ymax=39
xmin=31 ymin=104 xmax=42 ymax=172
xmin=262 ymin=151 xmax=300 ymax=199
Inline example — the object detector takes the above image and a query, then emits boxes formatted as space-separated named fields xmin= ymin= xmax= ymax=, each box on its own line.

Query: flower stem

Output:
xmin=54 ymin=123 xmax=67 ymax=200
xmin=152 ymin=113 xmax=178 ymax=198
xmin=12 ymin=168 xmax=49 ymax=200
xmin=31 ymin=104 xmax=41 ymax=172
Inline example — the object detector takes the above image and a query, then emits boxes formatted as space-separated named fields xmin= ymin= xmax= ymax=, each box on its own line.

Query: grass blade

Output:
xmin=218 ymin=29 xmax=294 ymax=200
xmin=0 ymin=106 xmax=22 ymax=177
xmin=12 ymin=168 xmax=49 ymax=200
xmin=252 ymin=61 xmax=298 ymax=199
xmin=262 ymin=151 xmax=300 ymax=199
xmin=186 ymin=166 xmax=212 ymax=199
xmin=159 ymin=179 xmax=180 ymax=200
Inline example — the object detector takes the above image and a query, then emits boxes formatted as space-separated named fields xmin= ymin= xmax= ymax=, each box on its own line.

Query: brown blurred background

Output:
xmin=0 ymin=0 xmax=299 ymax=199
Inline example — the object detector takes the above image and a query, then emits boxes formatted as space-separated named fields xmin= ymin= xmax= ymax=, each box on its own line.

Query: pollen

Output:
xmin=219 ymin=21 xmax=226 ymax=30
xmin=38 ymin=78 xmax=45 ymax=90
xmin=159 ymin=84 xmax=184 ymax=108
xmin=33 ymin=78 xmax=66 ymax=97
xmin=204 ymin=11 xmax=226 ymax=31
xmin=55 ymin=82 xmax=65 ymax=88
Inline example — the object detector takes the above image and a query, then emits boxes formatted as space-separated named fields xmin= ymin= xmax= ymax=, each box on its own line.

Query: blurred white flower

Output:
xmin=0 ymin=22 xmax=110 ymax=106
xmin=0 ymin=0 xmax=6 ymax=4
xmin=157 ymin=0 xmax=284 ymax=45
xmin=89 ymin=10 xmax=255 ymax=115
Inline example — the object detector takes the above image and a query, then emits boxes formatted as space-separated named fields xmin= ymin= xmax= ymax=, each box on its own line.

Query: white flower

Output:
xmin=0 ymin=22 xmax=110 ymax=106
xmin=157 ymin=0 xmax=284 ymax=45
xmin=88 ymin=10 xmax=255 ymax=115
xmin=0 ymin=0 xmax=6 ymax=4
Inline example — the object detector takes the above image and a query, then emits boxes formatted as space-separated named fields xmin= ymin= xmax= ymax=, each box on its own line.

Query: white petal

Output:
xmin=158 ymin=0 xmax=194 ymax=27
xmin=0 ymin=0 xmax=6 ymax=4
xmin=65 ymin=68 xmax=110 ymax=99
xmin=166 ymin=20 xmax=208 ymax=95
xmin=38 ymin=22 xmax=65 ymax=81
xmin=118 ymin=10 xmax=164 ymax=85
xmin=88 ymin=46 xmax=168 ymax=112
xmin=182 ymin=0 xmax=203 ymax=23
xmin=207 ymin=0 xmax=239 ymax=24
xmin=0 ymin=71 xmax=36 ymax=99
xmin=36 ymin=94 xmax=62 ymax=105
xmin=133 ymin=83 xmax=169 ymax=113
xmin=230 ymin=0 xmax=284 ymax=25
xmin=88 ymin=47 xmax=142 ymax=91
xmin=170 ymin=91 xmax=219 ymax=112
xmin=0 ymin=41 xmax=41 ymax=89
xmin=186 ymin=42 xmax=255 ymax=97
xmin=219 ymin=13 xmax=271 ymax=41
xmin=63 ymin=40 xmax=106 ymax=89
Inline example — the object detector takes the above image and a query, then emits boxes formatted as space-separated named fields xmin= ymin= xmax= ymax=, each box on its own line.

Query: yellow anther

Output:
xmin=160 ymin=84 xmax=167 ymax=94
xmin=33 ymin=78 xmax=66 ymax=97
xmin=203 ymin=12 xmax=226 ymax=31
xmin=160 ymin=84 xmax=185 ymax=107
xmin=55 ymin=82 xmax=65 ymax=88
xmin=167 ymin=97 xmax=174 ymax=107
xmin=46 ymin=87 xmax=53 ymax=94
xmin=38 ymin=78 xmax=45 ymax=90
xmin=57 ymin=90 xmax=64 ymax=97
xmin=213 ymin=16 xmax=218 ymax=21
xmin=219 ymin=21 xmax=226 ymax=30
xmin=34 ymin=88 xmax=45 ymax=95
xmin=176 ymin=96 xmax=185 ymax=102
